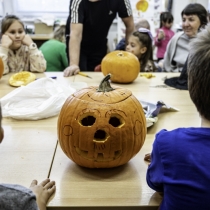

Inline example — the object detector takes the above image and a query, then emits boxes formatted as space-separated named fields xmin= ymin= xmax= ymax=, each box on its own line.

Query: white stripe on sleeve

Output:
xmin=71 ymin=0 xmax=82 ymax=23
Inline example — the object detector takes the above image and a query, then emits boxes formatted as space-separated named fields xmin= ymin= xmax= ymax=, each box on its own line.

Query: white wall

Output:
xmin=1 ymin=0 xmax=209 ymax=51
xmin=172 ymin=0 xmax=209 ymax=29
xmin=1 ymin=0 xmax=13 ymax=16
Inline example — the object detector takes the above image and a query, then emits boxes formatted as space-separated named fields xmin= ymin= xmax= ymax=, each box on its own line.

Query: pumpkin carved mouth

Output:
xmin=75 ymin=129 xmax=122 ymax=161
xmin=75 ymin=147 xmax=122 ymax=162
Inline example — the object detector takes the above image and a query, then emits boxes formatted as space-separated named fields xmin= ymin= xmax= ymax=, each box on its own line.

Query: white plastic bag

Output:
xmin=1 ymin=78 xmax=76 ymax=120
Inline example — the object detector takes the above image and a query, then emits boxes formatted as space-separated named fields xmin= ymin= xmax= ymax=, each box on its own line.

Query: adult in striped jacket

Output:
xmin=64 ymin=0 xmax=134 ymax=76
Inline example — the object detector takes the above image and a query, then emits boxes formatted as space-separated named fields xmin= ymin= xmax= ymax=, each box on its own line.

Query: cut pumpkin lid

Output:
xmin=73 ymin=86 xmax=132 ymax=104
xmin=9 ymin=71 xmax=36 ymax=87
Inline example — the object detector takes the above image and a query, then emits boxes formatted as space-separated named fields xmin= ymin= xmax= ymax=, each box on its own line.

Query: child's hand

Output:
xmin=158 ymin=30 xmax=165 ymax=40
xmin=1 ymin=34 xmax=13 ymax=48
xmin=22 ymin=34 xmax=33 ymax=46
xmin=144 ymin=153 xmax=151 ymax=162
xmin=29 ymin=178 xmax=56 ymax=210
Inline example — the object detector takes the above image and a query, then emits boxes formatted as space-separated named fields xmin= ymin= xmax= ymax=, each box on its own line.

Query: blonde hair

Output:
xmin=53 ymin=25 xmax=66 ymax=43
xmin=135 ymin=19 xmax=150 ymax=31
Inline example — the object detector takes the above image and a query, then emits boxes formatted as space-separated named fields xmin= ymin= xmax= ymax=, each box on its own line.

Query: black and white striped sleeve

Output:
xmin=70 ymin=0 xmax=84 ymax=23
xmin=118 ymin=0 xmax=133 ymax=18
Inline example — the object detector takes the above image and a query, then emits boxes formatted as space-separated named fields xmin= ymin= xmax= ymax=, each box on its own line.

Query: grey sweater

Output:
xmin=163 ymin=32 xmax=192 ymax=72
xmin=0 ymin=184 xmax=38 ymax=210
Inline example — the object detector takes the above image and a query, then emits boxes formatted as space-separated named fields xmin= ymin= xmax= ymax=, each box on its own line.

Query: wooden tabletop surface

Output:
xmin=0 ymin=72 xmax=200 ymax=209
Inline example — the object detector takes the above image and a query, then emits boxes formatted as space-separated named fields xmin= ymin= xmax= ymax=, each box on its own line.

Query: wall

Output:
xmin=1 ymin=0 xmax=209 ymax=51
xmin=172 ymin=0 xmax=209 ymax=29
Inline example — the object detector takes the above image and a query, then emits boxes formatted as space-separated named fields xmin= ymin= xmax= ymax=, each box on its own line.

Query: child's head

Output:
xmin=188 ymin=25 xmax=210 ymax=121
xmin=159 ymin=12 xmax=174 ymax=28
xmin=0 ymin=105 xmax=4 ymax=143
xmin=135 ymin=19 xmax=150 ymax=31
xmin=1 ymin=15 xmax=25 ymax=50
xmin=126 ymin=28 xmax=153 ymax=71
xmin=53 ymin=25 xmax=66 ymax=43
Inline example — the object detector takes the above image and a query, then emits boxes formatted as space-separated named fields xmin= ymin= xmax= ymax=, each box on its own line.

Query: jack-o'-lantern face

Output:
xmin=58 ymin=75 xmax=146 ymax=168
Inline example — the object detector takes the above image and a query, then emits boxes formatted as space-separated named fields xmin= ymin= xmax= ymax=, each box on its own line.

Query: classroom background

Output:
xmin=0 ymin=0 xmax=209 ymax=53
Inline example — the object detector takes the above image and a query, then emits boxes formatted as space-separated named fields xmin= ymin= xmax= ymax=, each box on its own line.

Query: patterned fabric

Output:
xmin=0 ymin=44 xmax=46 ymax=75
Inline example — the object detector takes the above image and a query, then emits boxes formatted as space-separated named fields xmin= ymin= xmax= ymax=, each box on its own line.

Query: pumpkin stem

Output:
xmin=97 ymin=74 xmax=114 ymax=92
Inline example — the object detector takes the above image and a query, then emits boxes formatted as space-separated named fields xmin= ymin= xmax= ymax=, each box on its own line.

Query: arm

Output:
xmin=63 ymin=23 xmax=83 ymax=77
xmin=121 ymin=16 xmax=134 ymax=47
xmin=22 ymin=35 xmax=46 ymax=73
xmin=154 ymin=29 xmax=164 ymax=47
xmin=0 ymin=34 xmax=13 ymax=75
xmin=146 ymin=132 xmax=165 ymax=193
xmin=163 ymin=32 xmax=183 ymax=72
xmin=60 ymin=44 xmax=69 ymax=70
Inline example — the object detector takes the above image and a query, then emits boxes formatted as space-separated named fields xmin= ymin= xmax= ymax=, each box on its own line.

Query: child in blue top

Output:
xmin=146 ymin=25 xmax=210 ymax=210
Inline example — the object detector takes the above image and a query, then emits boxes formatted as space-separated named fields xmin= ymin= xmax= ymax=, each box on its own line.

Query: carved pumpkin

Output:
xmin=57 ymin=74 xmax=146 ymax=168
xmin=0 ymin=58 xmax=4 ymax=79
xmin=101 ymin=51 xmax=140 ymax=84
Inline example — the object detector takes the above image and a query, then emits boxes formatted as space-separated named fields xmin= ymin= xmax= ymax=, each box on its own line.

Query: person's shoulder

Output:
xmin=112 ymin=0 xmax=132 ymax=8
xmin=155 ymin=128 xmax=187 ymax=143
xmin=0 ymin=183 xmax=34 ymax=196
xmin=0 ymin=184 xmax=37 ymax=210
xmin=167 ymin=31 xmax=184 ymax=45
xmin=173 ymin=31 xmax=184 ymax=38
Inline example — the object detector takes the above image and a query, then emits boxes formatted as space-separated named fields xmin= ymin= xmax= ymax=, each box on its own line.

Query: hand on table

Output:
xmin=63 ymin=64 xmax=80 ymax=77
xmin=29 ymin=178 xmax=56 ymax=210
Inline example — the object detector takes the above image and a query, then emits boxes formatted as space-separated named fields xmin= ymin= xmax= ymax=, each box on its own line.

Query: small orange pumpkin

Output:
xmin=0 ymin=58 xmax=4 ymax=79
xmin=101 ymin=51 xmax=140 ymax=84
xmin=57 ymin=74 xmax=147 ymax=168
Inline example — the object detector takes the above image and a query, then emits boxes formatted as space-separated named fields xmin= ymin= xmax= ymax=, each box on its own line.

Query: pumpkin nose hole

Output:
xmin=109 ymin=114 xmax=124 ymax=128
xmin=94 ymin=130 xmax=106 ymax=141
xmin=81 ymin=115 xmax=96 ymax=126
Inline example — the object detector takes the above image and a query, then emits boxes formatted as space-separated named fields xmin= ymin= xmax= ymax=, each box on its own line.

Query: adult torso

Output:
xmin=66 ymin=0 xmax=131 ymax=50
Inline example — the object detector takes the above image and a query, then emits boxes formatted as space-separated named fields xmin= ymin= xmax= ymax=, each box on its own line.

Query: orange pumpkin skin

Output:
xmin=0 ymin=58 xmax=4 ymax=79
xmin=101 ymin=51 xmax=140 ymax=84
xmin=57 ymin=77 xmax=146 ymax=168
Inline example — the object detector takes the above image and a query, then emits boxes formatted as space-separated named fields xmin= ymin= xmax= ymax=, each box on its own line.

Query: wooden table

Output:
xmin=48 ymin=72 xmax=200 ymax=209
xmin=0 ymin=72 xmax=74 ymax=187
xmin=0 ymin=72 xmax=200 ymax=209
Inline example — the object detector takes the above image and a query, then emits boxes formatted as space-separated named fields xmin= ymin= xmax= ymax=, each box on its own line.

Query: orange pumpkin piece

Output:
xmin=0 ymin=58 xmax=4 ymax=79
xmin=9 ymin=71 xmax=36 ymax=87
xmin=136 ymin=0 xmax=149 ymax=12
xmin=57 ymin=74 xmax=147 ymax=168
xmin=101 ymin=51 xmax=140 ymax=84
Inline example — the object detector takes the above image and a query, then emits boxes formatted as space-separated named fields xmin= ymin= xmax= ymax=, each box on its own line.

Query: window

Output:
xmin=12 ymin=0 xmax=70 ymax=17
